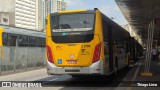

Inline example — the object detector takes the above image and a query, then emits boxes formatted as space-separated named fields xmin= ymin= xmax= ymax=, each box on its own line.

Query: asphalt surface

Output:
xmin=36 ymin=67 xmax=130 ymax=87
xmin=0 ymin=67 xmax=130 ymax=90
xmin=0 ymin=69 xmax=48 ymax=81
xmin=0 ymin=60 xmax=160 ymax=90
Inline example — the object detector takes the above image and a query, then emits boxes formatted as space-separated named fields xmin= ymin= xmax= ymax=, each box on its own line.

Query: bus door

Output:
xmin=9 ymin=35 xmax=18 ymax=69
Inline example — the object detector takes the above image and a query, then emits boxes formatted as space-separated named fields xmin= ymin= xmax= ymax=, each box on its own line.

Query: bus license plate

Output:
xmin=67 ymin=60 xmax=77 ymax=64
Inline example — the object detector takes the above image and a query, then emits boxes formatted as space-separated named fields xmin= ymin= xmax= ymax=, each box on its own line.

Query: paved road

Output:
xmin=1 ymin=61 xmax=159 ymax=90
xmin=0 ymin=67 xmax=131 ymax=90
xmin=0 ymin=69 xmax=48 ymax=81
xmin=37 ymin=67 xmax=130 ymax=87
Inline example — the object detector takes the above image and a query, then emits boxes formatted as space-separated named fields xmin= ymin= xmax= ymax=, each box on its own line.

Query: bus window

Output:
xmin=2 ymin=33 xmax=9 ymax=46
xmin=9 ymin=35 xmax=17 ymax=46
xmin=29 ymin=36 xmax=37 ymax=47
xmin=18 ymin=35 xmax=28 ymax=47
xmin=37 ymin=37 xmax=45 ymax=47
xmin=50 ymin=13 xmax=95 ymax=43
xmin=42 ymin=38 xmax=45 ymax=47
xmin=115 ymin=40 xmax=125 ymax=54
xmin=102 ymin=18 xmax=108 ymax=42
xmin=37 ymin=37 xmax=42 ymax=47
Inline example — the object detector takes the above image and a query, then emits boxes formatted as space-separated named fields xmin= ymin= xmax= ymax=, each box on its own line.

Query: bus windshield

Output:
xmin=51 ymin=14 xmax=94 ymax=32
xmin=50 ymin=13 xmax=95 ymax=43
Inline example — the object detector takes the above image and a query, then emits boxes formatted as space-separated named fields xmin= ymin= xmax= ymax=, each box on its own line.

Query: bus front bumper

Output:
xmin=46 ymin=60 xmax=104 ymax=75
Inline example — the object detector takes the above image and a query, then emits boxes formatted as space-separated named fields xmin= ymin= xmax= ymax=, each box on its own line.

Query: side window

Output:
xmin=42 ymin=38 xmax=46 ymax=47
xmin=37 ymin=37 xmax=46 ymax=47
xmin=102 ymin=18 xmax=109 ymax=55
xmin=125 ymin=40 xmax=129 ymax=53
xmin=37 ymin=37 xmax=42 ymax=47
xmin=2 ymin=33 xmax=9 ymax=46
xmin=116 ymin=40 xmax=125 ymax=54
xmin=18 ymin=35 xmax=28 ymax=47
xmin=9 ymin=35 xmax=17 ymax=46
xmin=29 ymin=36 xmax=37 ymax=47
xmin=102 ymin=19 xmax=108 ymax=42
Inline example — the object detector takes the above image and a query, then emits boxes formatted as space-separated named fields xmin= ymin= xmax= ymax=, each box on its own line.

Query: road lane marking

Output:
xmin=126 ymin=62 xmax=141 ymax=90
xmin=115 ymin=61 xmax=142 ymax=90
xmin=132 ymin=63 xmax=141 ymax=81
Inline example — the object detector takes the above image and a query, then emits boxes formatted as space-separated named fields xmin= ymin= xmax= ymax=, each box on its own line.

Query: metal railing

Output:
xmin=0 ymin=47 xmax=46 ymax=75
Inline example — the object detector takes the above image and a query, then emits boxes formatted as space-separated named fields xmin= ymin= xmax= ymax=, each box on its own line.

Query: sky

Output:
xmin=65 ymin=0 xmax=128 ymax=25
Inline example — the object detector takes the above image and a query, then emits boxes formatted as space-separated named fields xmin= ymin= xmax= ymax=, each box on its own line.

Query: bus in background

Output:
xmin=0 ymin=25 xmax=46 ymax=72
xmin=46 ymin=8 xmax=135 ymax=76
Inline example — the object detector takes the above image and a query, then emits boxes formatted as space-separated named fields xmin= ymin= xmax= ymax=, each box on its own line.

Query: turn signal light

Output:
xmin=92 ymin=42 xmax=101 ymax=63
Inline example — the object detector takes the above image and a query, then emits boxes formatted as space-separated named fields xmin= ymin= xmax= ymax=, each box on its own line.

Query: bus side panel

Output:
xmin=94 ymin=11 xmax=104 ymax=62
xmin=0 ymin=28 xmax=3 ymax=46
xmin=0 ymin=28 xmax=3 ymax=72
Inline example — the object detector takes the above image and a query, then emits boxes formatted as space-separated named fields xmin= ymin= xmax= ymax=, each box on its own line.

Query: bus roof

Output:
xmin=0 ymin=24 xmax=45 ymax=37
xmin=58 ymin=10 xmax=87 ymax=14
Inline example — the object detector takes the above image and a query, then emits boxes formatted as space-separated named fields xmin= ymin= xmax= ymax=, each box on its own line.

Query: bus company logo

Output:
xmin=81 ymin=49 xmax=85 ymax=53
xmin=70 ymin=54 xmax=75 ymax=59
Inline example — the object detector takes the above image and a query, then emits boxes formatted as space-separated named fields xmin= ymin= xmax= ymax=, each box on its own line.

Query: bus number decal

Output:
xmin=81 ymin=45 xmax=91 ymax=48
xmin=81 ymin=45 xmax=91 ymax=55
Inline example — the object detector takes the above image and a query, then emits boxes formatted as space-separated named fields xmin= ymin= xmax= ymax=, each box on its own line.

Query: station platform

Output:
xmin=119 ymin=58 xmax=160 ymax=87
xmin=136 ymin=60 xmax=160 ymax=81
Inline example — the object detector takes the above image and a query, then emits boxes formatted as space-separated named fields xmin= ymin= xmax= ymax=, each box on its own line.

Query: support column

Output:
xmin=141 ymin=20 xmax=155 ymax=76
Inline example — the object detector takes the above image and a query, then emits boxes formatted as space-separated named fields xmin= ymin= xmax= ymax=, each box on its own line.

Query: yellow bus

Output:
xmin=0 ymin=25 xmax=46 ymax=73
xmin=46 ymin=8 xmax=131 ymax=76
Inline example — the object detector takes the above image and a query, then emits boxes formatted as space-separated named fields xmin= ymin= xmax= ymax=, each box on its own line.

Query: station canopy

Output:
xmin=115 ymin=0 xmax=160 ymax=45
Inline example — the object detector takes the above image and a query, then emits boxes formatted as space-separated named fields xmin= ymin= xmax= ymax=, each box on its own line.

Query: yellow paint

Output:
xmin=141 ymin=72 xmax=153 ymax=76
xmin=46 ymin=10 xmax=104 ymax=67
xmin=94 ymin=10 xmax=104 ymax=61
xmin=58 ymin=10 xmax=86 ymax=14
xmin=0 ymin=27 xmax=4 ymax=61
xmin=0 ymin=28 xmax=4 ymax=46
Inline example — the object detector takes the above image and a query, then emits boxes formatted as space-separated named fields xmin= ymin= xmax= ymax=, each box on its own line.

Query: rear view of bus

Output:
xmin=46 ymin=10 xmax=104 ymax=75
